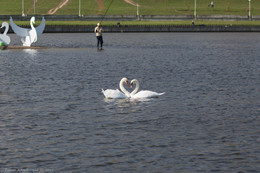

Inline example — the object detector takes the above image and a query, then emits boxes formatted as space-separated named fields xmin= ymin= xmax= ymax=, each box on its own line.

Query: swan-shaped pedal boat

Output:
xmin=10 ymin=16 xmax=45 ymax=47
xmin=0 ymin=22 xmax=11 ymax=46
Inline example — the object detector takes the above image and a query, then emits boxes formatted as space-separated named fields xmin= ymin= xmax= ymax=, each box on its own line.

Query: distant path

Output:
xmin=47 ymin=0 xmax=72 ymax=15
xmin=28 ymin=0 xmax=137 ymax=15
xmin=124 ymin=0 xmax=139 ymax=7
xmin=94 ymin=0 xmax=137 ymax=14
xmin=95 ymin=0 xmax=104 ymax=14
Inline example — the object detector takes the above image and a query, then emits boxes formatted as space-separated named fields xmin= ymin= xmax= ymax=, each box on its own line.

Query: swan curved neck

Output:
xmin=119 ymin=80 xmax=130 ymax=97
xmin=30 ymin=19 xmax=35 ymax=29
xmin=131 ymin=80 xmax=139 ymax=95
xmin=3 ymin=24 xmax=9 ymax=35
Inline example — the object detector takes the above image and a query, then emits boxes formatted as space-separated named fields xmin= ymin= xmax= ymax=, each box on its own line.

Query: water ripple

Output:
xmin=0 ymin=33 xmax=259 ymax=172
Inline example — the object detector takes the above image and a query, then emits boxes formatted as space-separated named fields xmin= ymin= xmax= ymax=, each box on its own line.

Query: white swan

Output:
xmin=102 ymin=77 xmax=130 ymax=99
xmin=0 ymin=22 xmax=11 ymax=46
xmin=130 ymin=79 xmax=165 ymax=98
xmin=10 ymin=16 xmax=45 ymax=47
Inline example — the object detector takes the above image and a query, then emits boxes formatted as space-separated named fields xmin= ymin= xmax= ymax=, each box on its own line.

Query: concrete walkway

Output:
xmin=5 ymin=24 xmax=260 ymax=33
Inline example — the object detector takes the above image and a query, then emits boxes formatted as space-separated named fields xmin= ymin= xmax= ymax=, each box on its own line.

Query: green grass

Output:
xmin=2 ymin=20 xmax=260 ymax=26
xmin=0 ymin=0 xmax=260 ymax=16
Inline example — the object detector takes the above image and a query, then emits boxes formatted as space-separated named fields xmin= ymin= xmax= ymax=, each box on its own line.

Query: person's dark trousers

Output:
xmin=96 ymin=36 xmax=103 ymax=48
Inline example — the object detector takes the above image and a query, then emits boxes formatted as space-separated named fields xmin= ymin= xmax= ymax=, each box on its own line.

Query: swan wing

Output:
xmin=102 ymin=89 xmax=128 ymax=99
xmin=132 ymin=90 xmax=165 ymax=98
xmin=10 ymin=16 xmax=30 ymax=37
xmin=36 ymin=17 xmax=45 ymax=36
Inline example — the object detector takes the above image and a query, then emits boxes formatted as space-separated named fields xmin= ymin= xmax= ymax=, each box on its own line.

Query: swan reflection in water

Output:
xmin=23 ymin=49 xmax=38 ymax=55
xmin=17 ymin=49 xmax=40 ymax=67
xmin=103 ymin=96 xmax=156 ymax=114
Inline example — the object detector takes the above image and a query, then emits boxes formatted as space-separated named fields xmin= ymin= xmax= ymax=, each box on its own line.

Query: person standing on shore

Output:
xmin=211 ymin=1 xmax=214 ymax=7
xmin=94 ymin=23 xmax=103 ymax=50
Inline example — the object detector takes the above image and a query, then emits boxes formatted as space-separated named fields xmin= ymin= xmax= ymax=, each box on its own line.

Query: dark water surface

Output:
xmin=0 ymin=33 xmax=259 ymax=172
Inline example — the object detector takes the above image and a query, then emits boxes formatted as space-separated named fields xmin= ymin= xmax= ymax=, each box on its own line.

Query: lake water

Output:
xmin=0 ymin=33 xmax=259 ymax=172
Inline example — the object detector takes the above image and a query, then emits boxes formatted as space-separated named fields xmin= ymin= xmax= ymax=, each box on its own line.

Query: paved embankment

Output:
xmin=6 ymin=25 xmax=260 ymax=33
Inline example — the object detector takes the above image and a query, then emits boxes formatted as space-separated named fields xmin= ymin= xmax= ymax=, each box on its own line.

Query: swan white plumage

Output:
xmin=102 ymin=77 xmax=130 ymax=99
xmin=130 ymin=79 xmax=165 ymax=98
xmin=10 ymin=16 xmax=45 ymax=47
xmin=0 ymin=22 xmax=11 ymax=46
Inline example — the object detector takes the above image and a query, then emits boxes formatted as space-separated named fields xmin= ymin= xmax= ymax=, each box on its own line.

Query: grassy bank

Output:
xmin=1 ymin=0 xmax=260 ymax=16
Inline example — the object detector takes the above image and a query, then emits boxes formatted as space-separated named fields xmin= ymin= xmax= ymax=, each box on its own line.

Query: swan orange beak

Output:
xmin=126 ymin=81 xmax=129 ymax=86
xmin=131 ymin=83 xmax=133 ymax=88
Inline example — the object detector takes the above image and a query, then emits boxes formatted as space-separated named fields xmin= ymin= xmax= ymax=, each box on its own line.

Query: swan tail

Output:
xmin=158 ymin=92 xmax=165 ymax=96
xmin=101 ymin=88 xmax=106 ymax=95
xmin=102 ymin=88 xmax=110 ymax=98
